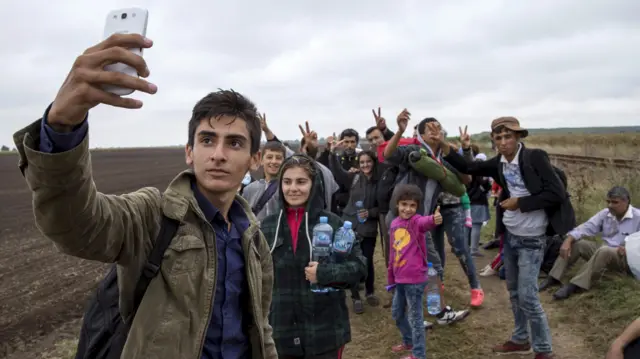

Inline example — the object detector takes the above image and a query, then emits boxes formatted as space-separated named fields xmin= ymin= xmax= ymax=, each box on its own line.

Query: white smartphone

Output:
xmin=102 ymin=8 xmax=149 ymax=96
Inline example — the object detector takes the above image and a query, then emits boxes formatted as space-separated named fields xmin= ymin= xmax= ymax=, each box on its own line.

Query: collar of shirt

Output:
xmin=500 ymin=143 xmax=523 ymax=164
xmin=607 ymin=205 xmax=635 ymax=221
xmin=191 ymin=181 xmax=250 ymax=233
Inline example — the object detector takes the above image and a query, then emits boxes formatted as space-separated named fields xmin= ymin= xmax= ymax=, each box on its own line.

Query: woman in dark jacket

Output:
xmin=261 ymin=154 xmax=367 ymax=359
xmin=329 ymin=148 xmax=380 ymax=314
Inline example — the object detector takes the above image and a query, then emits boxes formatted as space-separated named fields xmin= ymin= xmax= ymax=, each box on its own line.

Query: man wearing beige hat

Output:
xmin=429 ymin=116 xmax=575 ymax=359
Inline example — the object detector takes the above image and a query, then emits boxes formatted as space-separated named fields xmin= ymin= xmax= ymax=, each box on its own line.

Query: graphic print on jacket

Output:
xmin=260 ymin=155 xmax=367 ymax=357
xmin=388 ymin=214 xmax=437 ymax=285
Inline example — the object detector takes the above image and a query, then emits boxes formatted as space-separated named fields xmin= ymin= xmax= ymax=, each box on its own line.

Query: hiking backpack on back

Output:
xmin=376 ymin=165 xmax=400 ymax=215
xmin=74 ymin=215 xmax=179 ymax=359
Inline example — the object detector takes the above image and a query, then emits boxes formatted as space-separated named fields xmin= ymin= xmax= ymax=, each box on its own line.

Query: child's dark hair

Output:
xmin=391 ymin=184 xmax=423 ymax=215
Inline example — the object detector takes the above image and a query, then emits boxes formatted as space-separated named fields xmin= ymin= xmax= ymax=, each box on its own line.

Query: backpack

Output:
xmin=74 ymin=215 xmax=179 ymax=359
xmin=376 ymin=165 xmax=400 ymax=214
xmin=540 ymin=234 xmax=563 ymax=274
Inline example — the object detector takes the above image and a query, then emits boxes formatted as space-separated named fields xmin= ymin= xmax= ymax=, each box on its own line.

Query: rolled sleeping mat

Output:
xmin=408 ymin=149 xmax=467 ymax=197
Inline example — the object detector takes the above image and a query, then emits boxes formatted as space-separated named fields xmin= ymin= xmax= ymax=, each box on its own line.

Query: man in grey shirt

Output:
xmin=242 ymin=141 xmax=287 ymax=222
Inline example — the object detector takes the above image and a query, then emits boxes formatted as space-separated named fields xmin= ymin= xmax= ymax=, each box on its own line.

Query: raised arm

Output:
xmin=17 ymin=110 xmax=161 ymax=265
xmin=328 ymin=144 xmax=355 ymax=188
xmin=15 ymin=34 xmax=162 ymax=266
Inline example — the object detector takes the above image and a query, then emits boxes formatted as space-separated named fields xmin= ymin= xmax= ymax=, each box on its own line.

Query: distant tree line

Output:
xmin=1 ymin=145 xmax=16 ymax=151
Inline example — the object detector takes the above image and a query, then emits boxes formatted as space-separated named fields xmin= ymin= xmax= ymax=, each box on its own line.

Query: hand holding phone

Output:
xmin=47 ymin=33 xmax=156 ymax=131
xmin=102 ymin=8 xmax=149 ymax=96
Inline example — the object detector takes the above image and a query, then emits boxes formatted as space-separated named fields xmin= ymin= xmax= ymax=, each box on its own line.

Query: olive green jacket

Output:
xmin=14 ymin=120 xmax=278 ymax=359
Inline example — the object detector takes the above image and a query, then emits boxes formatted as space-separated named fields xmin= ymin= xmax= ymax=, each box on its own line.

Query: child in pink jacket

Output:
xmin=388 ymin=184 xmax=442 ymax=359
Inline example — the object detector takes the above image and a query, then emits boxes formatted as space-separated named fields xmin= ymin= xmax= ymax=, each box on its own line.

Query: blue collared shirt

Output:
xmin=192 ymin=183 xmax=251 ymax=359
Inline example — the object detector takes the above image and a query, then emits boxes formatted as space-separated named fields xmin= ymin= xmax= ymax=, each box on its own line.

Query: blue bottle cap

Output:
xmin=319 ymin=216 xmax=328 ymax=223
xmin=344 ymin=221 xmax=353 ymax=229
xmin=427 ymin=262 xmax=433 ymax=267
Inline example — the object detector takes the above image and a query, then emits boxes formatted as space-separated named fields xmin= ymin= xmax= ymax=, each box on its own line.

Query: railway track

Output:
xmin=548 ymin=153 xmax=639 ymax=169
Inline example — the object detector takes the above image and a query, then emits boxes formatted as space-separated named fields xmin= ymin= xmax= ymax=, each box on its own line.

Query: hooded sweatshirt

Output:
xmin=388 ymin=214 xmax=437 ymax=285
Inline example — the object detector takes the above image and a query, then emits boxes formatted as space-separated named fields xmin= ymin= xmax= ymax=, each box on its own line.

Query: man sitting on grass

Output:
xmin=539 ymin=186 xmax=640 ymax=300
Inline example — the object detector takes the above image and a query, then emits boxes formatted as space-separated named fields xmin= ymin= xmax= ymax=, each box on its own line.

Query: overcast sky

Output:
xmin=2 ymin=0 xmax=639 ymax=148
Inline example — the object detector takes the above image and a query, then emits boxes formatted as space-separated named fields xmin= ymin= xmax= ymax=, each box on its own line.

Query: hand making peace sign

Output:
xmin=326 ymin=132 xmax=344 ymax=153
xmin=258 ymin=112 xmax=269 ymax=132
xmin=298 ymin=121 xmax=319 ymax=152
xmin=372 ymin=107 xmax=387 ymax=130
xmin=459 ymin=125 xmax=471 ymax=149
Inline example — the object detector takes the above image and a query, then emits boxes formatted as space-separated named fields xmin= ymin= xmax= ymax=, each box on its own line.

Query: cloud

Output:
xmin=2 ymin=0 xmax=639 ymax=148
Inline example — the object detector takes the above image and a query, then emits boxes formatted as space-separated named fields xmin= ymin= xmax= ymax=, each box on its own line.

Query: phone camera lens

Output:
xmin=121 ymin=13 xmax=127 ymax=19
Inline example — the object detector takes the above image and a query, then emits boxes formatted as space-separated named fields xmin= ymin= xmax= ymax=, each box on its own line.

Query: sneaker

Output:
xmin=423 ymin=320 xmax=434 ymax=330
xmin=436 ymin=306 xmax=470 ymax=325
xmin=391 ymin=343 xmax=413 ymax=353
xmin=480 ymin=267 xmax=498 ymax=277
xmin=492 ymin=340 xmax=533 ymax=355
xmin=353 ymin=299 xmax=364 ymax=314
xmin=535 ymin=352 xmax=555 ymax=359
xmin=365 ymin=293 xmax=380 ymax=307
xmin=470 ymin=288 xmax=484 ymax=307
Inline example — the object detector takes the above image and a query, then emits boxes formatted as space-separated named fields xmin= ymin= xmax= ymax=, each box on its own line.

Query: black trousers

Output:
xmin=350 ymin=236 xmax=376 ymax=299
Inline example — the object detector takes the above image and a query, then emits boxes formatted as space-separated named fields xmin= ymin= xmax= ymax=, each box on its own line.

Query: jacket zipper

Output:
xmin=245 ymin=230 xmax=265 ymax=357
xmin=197 ymin=215 xmax=217 ymax=359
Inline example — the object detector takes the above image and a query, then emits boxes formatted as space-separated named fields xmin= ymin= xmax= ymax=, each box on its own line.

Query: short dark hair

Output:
xmin=262 ymin=141 xmax=286 ymax=157
xmin=417 ymin=117 xmax=439 ymax=136
xmin=187 ymin=89 xmax=261 ymax=154
xmin=393 ymin=184 xmax=423 ymax=205
xmin=339 ymin=128 xmax=360 ymax=143
xmin=365 ymin=126 xmax=380 ymax=136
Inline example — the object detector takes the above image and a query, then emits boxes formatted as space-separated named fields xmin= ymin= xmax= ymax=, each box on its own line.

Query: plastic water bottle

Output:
xmin=426 ymin=262 xmax=441 ymax=316
xmin=311 ymin=217 xmax=333 ymax=293
xmin=333 ymin=221 xmax=356 ymax=255
xmin=241 ymin=172 xmax=252 ymax=186
xmin=355 ymin=201 xmax=367 ymax=224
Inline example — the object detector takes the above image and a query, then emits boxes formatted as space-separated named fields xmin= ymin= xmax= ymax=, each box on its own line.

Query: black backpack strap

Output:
xmin=130 ymin=215 xmax=180 ymax=315
xmin=252 ymin=181 xmax=279 ymax=215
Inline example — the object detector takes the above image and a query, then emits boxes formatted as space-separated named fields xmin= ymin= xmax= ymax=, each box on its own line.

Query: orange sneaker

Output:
xmin=470 ymin=288 xmax=484 ymax=307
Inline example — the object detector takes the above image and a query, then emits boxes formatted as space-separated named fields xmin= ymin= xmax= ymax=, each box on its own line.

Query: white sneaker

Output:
xmin=480 ymin=267 xmax=498 ymax=277
xmin=423 ymin=320 xmax=434 ymax=329
xmin=436 ymin=306 xmax=470 ymax=325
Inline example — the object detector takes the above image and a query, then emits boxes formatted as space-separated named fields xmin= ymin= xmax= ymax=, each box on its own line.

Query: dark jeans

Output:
xmin=281 ymin=346 xmax=345 ymax=359
xmin=430 ymin=205 xmax=480 ymax=289
xmin=392 ymin=283 xmax=427 ymax=359
xmin=351 ymin=236 xmax=376 ymax=300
